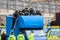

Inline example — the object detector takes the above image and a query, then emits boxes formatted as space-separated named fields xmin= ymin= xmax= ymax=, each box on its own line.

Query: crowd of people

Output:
xmin=1 ymin=31 xmax=34 ymax=40
xmin=12 ymin=7 xmax=42 ymax=29
xmin=13 ymin=7 xmax=42 ymax=16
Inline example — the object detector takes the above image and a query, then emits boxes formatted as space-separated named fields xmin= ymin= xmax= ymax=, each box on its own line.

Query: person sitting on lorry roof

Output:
xmin=29 ymin=7 xmax=35 ymax=15
xmin=12 ymin=10 xmax=19 ymax=29
xmin=22 ymin=8 xmax=29 ymax=15
xmin=35 ymin=10 xmax=42 ymax=16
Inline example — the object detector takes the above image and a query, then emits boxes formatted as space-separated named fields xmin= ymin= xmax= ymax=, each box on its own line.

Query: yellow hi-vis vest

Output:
xmin=0 ymin=36 xmax=1 ymax=40
xmin=8 ymin=35 xmax=16 ymax=40
xmin=28 ymin=33 xmax=34 ymax=40
xmin=17 ymin=34 xmax=25 ymax=40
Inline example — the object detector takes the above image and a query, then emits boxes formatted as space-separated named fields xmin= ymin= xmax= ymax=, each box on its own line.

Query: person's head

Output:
xmin=25 ymin=8 xmax=28 ymax=9
xmin=20 ymin=32 xmax=22 ymax=34
xmin=36 ymin=10 xmax=39 ymax=13
xmin=19 ymin=31 xmax=24 ymax=34
xmin=19 ymin=30 xmax=24 ymax=34
xmin=3 ymin=31 xmax=6 ymax=35
xmin=30 ymin=31 xmax=34 ymax=34
xmin=31 ymin=31 xmax=34 ymax=33
xmin=11 ymin=32 xmax=14 ymax=35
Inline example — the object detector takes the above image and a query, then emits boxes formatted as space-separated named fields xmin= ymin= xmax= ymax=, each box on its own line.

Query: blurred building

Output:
xmin=0 ymin=0 xmax=60 ymax=25
xmin=0 ymin=0 xmax=60 ymax=15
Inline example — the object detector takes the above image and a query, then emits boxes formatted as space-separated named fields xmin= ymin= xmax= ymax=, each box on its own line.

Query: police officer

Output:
xmin=17 ymin=32 xmax=25 ymax=40
xmin=1 ymin=31 xmax=6 ymax=40
xmin=8 ymin=32 xmax=16 ymax=40
xmin=28 ymin=31 xmax=34 ymax=40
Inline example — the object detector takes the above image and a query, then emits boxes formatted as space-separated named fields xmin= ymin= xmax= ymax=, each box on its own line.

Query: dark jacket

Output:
xmin=35 ymin=11 xmax=42 ymax=15
xmin=29 ymin=8 xmax=35 ymax=15
xmin=35 ymin=12 xmax=42 ymax=15
xmin=22 ymin=9 xmax=29 ymax=13
xmin=1 ymin=34 xmax=6 ymax=40
xmin=22 ymin=8 xmax=29 ymax=15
